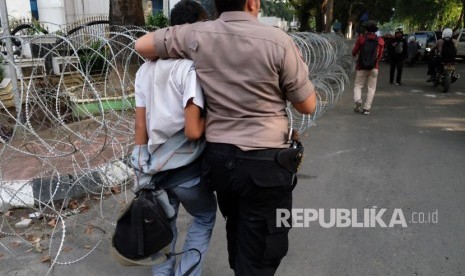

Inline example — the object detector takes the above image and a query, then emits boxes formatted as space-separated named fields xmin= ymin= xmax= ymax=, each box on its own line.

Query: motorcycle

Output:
xmin=433 ymin=62 xmax=460 ymax=93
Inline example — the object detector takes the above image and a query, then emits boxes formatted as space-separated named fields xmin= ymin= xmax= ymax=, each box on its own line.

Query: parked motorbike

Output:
xmin=433 ymin=62 xmax=460 ymax=92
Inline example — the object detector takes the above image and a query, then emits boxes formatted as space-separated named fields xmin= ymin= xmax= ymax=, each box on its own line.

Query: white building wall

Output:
xmin=36 ymin=0 xmax=109 ymax=32
xmin=37 ymin=0 xmax=66 ymax=31
xmin=5 ymin=0 xmax=32 ymax=19
xmin=164 ymin=0 xmax=170 ymax=17
xmin=169 ymin=0 xmax=180 ymax=13
xmin=258 ymin=15 xmax=289 ymax=32
xmin=68 ymin=0 xmax=109 ymax=21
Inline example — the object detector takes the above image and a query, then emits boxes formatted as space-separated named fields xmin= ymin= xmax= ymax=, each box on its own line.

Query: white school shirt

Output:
xmin=135 ymin=59 xmax=204 ymax=155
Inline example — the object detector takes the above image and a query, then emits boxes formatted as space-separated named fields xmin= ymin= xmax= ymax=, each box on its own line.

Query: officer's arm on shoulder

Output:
xmin=135 ymin=33 xmax=158 ymax=60
xmin=292 ymin=92 xmax=317 ymax=115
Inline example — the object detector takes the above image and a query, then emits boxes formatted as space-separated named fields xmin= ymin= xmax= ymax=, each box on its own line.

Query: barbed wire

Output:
xmin=0 ymin=25 xmax=353 ymax=273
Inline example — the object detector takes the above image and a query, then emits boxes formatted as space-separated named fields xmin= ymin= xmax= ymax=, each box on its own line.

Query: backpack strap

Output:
xmin=166 ymin=248 xmax=202 ymax=276
xmin=130 ymin=194 xmax=145 ymax=257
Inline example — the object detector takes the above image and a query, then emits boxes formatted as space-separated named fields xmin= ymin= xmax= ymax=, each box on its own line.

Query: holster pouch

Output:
xmin=276 ymin=143 xmax=304 ymax=174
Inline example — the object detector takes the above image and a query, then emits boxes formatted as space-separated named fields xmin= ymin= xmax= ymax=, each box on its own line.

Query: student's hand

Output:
xmin=131 ymin=144 xmax=150 ymax=172
xmin=134 ymin=172 xmax=153 ymax=191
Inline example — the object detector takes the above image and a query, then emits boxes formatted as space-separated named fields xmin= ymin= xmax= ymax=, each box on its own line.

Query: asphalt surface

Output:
xmin=1 ymin=59 xmax=465 ymax=275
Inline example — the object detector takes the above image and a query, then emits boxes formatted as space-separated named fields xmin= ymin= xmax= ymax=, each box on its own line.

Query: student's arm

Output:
xmin=135 ymin=107 xmax=148 ymax=145
xmin=184 ymin=99 xmax=205 ymax=141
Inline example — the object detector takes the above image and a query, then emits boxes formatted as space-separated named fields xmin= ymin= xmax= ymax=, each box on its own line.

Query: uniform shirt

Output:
xmin=153 ymin=11 xmax=314 ymax=150
xmin=135 ymin=59 xmax=204 ymax=154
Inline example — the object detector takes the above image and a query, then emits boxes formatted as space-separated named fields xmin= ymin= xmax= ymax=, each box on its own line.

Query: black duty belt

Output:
xmin=206 ymin=143 xmax=282 ymax=161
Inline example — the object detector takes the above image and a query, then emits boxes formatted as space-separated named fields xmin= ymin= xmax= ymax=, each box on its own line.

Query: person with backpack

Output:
xmin=426 ymin=28 xmax=457 ymax=82
xmin=131 ymin=1 xmax=217 ymax=275
xmin=352 ymin=20 xmax=385 ymax=115
xmin=387 ymin=28 xmax=408 ymax=85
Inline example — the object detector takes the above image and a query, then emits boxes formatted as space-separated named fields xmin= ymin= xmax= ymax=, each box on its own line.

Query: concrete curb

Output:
xmin=0 ymin=160 xmax=133 ymax=212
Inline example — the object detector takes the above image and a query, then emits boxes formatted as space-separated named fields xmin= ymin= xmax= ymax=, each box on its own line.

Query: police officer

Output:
xmin=388 ymin=28 xmax=408 ymax=85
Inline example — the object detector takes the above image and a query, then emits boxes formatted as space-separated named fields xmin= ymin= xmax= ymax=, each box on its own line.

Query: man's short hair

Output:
xmin=364 ymin=20 xmax=378 ymax=33
xmin=170 ymin=0 xmax=208 ymax=26
xmin=215 ymin=0 xmax=247 ymax=14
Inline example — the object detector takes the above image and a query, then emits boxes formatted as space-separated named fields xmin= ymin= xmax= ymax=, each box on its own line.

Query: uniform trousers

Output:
xmin=202 ymin=142 xmax=295 ymax=276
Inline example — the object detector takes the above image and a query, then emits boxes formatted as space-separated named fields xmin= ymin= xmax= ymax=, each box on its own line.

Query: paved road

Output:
xmin=270 ymin=60 xmax=465 ymax=276
xmin=1 ymin=60 xmax=464 ymax=275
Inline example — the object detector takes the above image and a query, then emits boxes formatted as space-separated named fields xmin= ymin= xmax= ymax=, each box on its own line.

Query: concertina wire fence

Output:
xmin=0 ymin=23 xmax=353 ymax=272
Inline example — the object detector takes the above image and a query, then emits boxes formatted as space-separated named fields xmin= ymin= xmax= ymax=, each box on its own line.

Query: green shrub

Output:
xmin=146 ymin=12 xmax=168 ymax=29
xmin=78 ymin=41 xmax=109 ymax=74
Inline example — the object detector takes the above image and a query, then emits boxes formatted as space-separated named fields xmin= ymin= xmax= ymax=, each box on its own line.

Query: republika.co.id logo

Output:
xmin=276 ymin=207 xmax=438 ymax=228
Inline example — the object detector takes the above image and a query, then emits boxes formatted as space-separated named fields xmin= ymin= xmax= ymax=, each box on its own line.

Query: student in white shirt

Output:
xmin=131 ymin=2 xmax=216 ymax=275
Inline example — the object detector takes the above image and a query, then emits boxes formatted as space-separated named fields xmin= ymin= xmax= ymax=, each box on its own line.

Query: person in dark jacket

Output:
xmin=387 ymin=28 xmax=408 ymax=85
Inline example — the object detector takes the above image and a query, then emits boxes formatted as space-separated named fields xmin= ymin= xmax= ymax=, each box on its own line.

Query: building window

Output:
xmin=30 ymin=0 xmax=39 ymax=20
xmin=152 ymin=0 xmax=163 ymax=14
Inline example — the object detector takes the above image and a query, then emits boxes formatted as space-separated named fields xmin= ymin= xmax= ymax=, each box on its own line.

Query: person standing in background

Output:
xmin=388 ymin=28 xmax=408 ymax=85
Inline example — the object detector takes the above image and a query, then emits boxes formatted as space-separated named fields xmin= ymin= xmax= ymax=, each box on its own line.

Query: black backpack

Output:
xmin=441 ymin=39 xmax=456 ymax=62
xmin=111 ymin=189 xmax=201 ymax=274
xmin=359 ymin=35 xmax=379 ymax=70
xmin=112 ymin=189 xmax=173 ymax=261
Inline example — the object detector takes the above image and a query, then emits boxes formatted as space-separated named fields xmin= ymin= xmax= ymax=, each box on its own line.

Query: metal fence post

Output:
xmin=0 ymin=0 xmax=22 ymax=119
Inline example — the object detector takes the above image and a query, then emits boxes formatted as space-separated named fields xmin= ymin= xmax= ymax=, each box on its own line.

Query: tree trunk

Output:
xmin=109 ymin=0 xmax=145 ymax=26
xmin=456 ymin=0 xmax=465 ymax=31
xmin=315 ymin=0 xmax=325 ymax=32
xmin=298 ymin=12 xmax=311 ymax=32
xmin=108 ymin=0 xmax=145 ymax=76
xmin=324 ymin=0 xmax=334 ymax=33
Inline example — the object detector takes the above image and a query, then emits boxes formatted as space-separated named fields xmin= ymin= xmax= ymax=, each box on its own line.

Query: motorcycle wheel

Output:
xmin=443 ymin=74 xmax=451 ymax=93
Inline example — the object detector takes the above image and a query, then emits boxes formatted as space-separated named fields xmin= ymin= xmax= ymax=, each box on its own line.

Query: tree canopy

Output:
xmin=268 ymin=0 xmax=465 ymax=34
xmin=107 ymin=0 xmax=465 ymax=35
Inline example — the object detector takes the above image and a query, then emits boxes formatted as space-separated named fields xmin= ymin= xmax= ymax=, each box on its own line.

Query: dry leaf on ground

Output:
xmin=86 ymin=225 xmax=93 ymax=235
xmin=40 ymin=255 xmax=51 ymax=263
xmin=48 ymin=218 xmax=57 ymax=227
xmin=68 ymin=199 xmax=80 ymax=210
xmin=34 ymin=242 xmax=43 ymax=253
xmin=111 ymin=186 xmax=121 ymax=194
xmin=80 ymin=204 xmax=90 ymax=213
xmin=4 ymin=211 xmax=13 ymax=218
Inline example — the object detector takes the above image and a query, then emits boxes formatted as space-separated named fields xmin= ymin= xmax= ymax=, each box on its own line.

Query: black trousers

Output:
xmin=390 ymin=57 xmax=404 ymax=83
xmin=427 ymin=55 xmax=443 ymax=76
xmin=202 ymin=143 xmax=294 ymax=276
